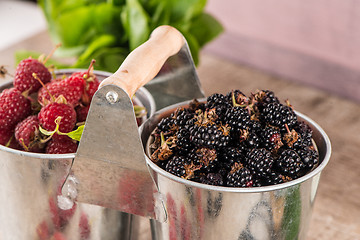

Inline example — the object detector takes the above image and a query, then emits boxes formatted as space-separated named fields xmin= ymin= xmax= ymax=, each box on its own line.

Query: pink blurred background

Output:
xmin=205 ymin=0 xmax=360 ymax=102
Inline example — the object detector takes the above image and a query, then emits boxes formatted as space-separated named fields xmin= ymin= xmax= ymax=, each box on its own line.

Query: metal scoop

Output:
xmin=62 ymin=26 xmax=204 ymax=222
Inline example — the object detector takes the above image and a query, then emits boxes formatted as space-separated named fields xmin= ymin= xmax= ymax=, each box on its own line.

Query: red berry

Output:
xmin=38 ymin=102 xmax=76 ymax=140
xmin=76 ymin=105 xmax=90 ymax=122
xmin=38 ymin=75 xmax=85 ymax=107
xmin=80 ymin=72 xmax=100 ymax=105
xmin=14 ymin=57 xmax=51 ymax=94
xmin=46 ymin=138 xmax=78 ymax=154
xmin=0 ymin=129 xmax=13 ymax=146
xmin=0 ymin=88 xmax=31 ymax=131
xmin=14 ymin=115 xmax=44 ymax=152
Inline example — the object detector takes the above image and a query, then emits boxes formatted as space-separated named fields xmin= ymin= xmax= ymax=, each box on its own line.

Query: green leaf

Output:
xmin=72 ymin=47 xmax=128 ymax=72
xmin=189 ymin=13 xmax=224 ymax=47
xmin=55 ymin=6 xmax=94 ymax=47
xmin=66 ymin=125 xmax=85 ymax=141
xmin=15 ymin=50 xmax=70 ymax=68
xmin=74 ymin=34 xmax=117 ymax=66
xmin=124 ymin=0 xmax=150 ymax=50
xmin=168 ymin=0 xmax=207 ymax=23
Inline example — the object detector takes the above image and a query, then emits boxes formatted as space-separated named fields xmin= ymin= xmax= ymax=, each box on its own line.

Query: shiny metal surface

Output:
xmin=144 ymin=44 xmax=205 ymax=109
xmin=139 ymin=100 xmax=332 ymax=240
xmin=65 ymin=85 xmax=166 ymax=221
xmin=0 ymin=70 xmax=156 ymax=240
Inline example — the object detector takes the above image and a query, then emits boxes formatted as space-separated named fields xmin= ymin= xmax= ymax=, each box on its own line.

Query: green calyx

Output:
xmin=39 ymin=116 xmax=84 ymax=141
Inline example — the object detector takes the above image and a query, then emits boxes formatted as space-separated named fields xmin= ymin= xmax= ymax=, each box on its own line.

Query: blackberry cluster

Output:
xmin=150 ymin=89 xmax=319 ymax=187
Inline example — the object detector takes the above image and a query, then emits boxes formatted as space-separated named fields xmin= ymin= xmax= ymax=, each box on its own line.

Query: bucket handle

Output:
xmin=63 ymin=26 xmax=185 ymax=221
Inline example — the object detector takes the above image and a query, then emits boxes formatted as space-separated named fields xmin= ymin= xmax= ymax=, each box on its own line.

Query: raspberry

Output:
xmin=14 ymin=57 xmax=51 ymax=94
xmin=76 ymin=105 xmax=90 ymax=122
xmin=38 ymin=102 xmax=77 ymax=139
xmin=15 ymin=115 xmax=44 ymax=152
xmin=38 ymin=75 xmax=85 ymax=107
xmin=0 ymin=128 xmax=14 ymax=146
xmin=0 ymin=88 xmax=31 ymax=131
xmin=46 ymin=138 xmax=78 ymax=154
xmin=75 ymin=71 xmax=100 ymax=105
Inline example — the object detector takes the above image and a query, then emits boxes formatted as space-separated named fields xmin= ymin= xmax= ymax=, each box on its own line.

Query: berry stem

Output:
xmin=85 ymin=59 xmax=96 ymax=78
xmin=43 ymin=43 xmax=62 ymax=65
xmin=33 ymin=73 xmax=56 ymax=103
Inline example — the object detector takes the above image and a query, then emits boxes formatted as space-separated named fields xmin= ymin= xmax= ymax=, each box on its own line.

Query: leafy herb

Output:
xmin=37 ymin=0 xmax=223 ymax=72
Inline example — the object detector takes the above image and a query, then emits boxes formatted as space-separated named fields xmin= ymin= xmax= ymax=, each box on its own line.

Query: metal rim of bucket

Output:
xmin=141 ymin=99 xmax=332 ymax=193
xmin=0 ymin=69 xmax=156 ymax=159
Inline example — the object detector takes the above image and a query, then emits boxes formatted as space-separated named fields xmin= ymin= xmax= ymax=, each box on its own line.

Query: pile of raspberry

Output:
xmin=0 ymin=57 xmax=102 ymax=154
xmin=150 ymin=90 xmax=319 ymax=187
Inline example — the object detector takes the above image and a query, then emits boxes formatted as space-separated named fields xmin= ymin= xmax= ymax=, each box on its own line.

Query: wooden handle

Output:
xmin=99 ymin=25 xmax=185 ymax=97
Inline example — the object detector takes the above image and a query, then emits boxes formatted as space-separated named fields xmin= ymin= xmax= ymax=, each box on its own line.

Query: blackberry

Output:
xmin=156 ymin=116 xmax=176 ymax=134
xmin=257 ymin=90 xmax=280 ymax=105
xmin=297 ymin=147 xmax=319 ymax=169
xmin=245 ymin=148 xmax=274 ymax=177
xmin=176 ymin=128 xmax=193 ymax=154
xmin=249 ymin=120 xmax=263 ymax=134
xmin=188 ymin=147 xmax=219 ymax=173
xmin=276 ymin=149 xmax=304 ymax=177
xmin=283 ymin=125 xmax=309 ymax=150
xmin=224 ymin=107 xmax=251 ymax=131
xmin=165 ymin=156 xmax=200 ymax=180
xmin=294 ymin=121 xmax=313 ymax=147
xmin=201 ymin=173 xmax=224 ymax=186
xmin=174 ymin=108 xmax=194 ymax=128
xmin=261 ymin=102 xmax=297 ymax=130
xmin=189 ymin=123 xmax=230 ymax=148
xmin=244 ymin=132 xmax=260 ymax=149
xmin=262 ymin=171 xmax=292 ymax=186
xmin=259 ymin=126 xmax=283 ymax=153
xmin=226 ymin=90 xmax=248 ymax=106
xmin=206 ymin=93 xmax=231 ymax=119
xmin=226 ymin=163 xmax=253 ymax=187
xmin=188 ymin=98 xmax=205 ymax=113
xmin=218 ymin=146 xmax=246 ymax=171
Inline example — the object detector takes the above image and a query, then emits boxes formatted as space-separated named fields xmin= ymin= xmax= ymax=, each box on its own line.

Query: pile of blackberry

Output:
xmin=149 ymin=90 xmax=319 ymax=187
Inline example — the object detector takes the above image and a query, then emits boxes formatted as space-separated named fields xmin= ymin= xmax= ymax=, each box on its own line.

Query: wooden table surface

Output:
xmin=1 ymin=31 xmax=359 ymax=240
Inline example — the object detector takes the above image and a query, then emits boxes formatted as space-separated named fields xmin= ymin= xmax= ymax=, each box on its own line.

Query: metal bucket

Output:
xmin=0 ymin=70 xmax=155 ymax=240
xmin=139 ymin=100 xmax=331 ymax=240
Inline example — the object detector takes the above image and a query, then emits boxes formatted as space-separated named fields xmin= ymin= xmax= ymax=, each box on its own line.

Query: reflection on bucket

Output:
xmin=0 ymin=70 xmax=155 ymax=240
